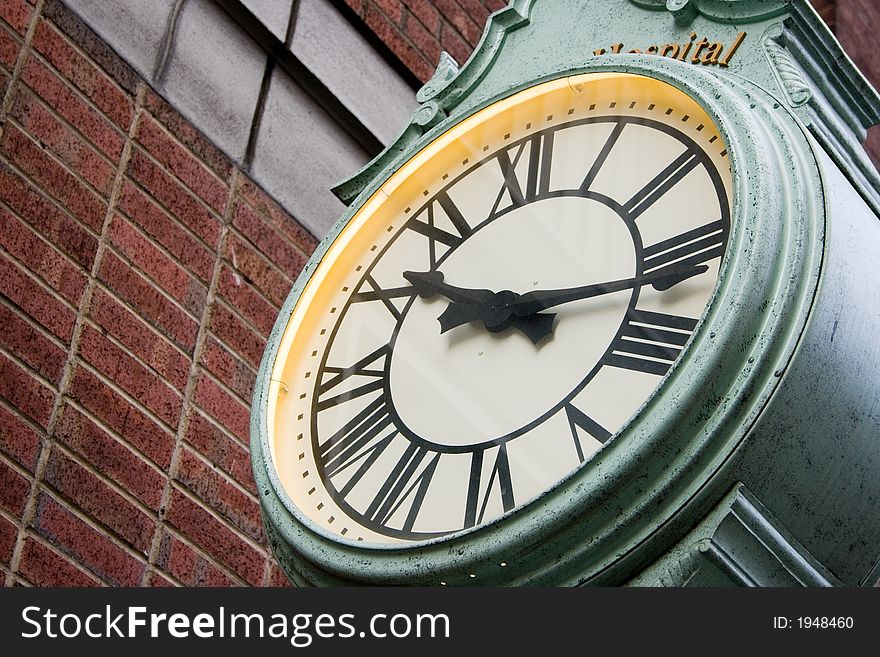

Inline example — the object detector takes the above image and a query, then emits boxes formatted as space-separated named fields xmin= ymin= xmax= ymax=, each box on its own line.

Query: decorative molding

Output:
xmin=415 ymin=0 xmax=535 ymax=110
xmin=332 ymin=0 xmax=536 ymax=205
xmin=703 ymin=486 xmax=840 ymax=586
xmin=330 ymin=100 xmax=447 ymax=205
xmin=762 ymin=25 xmax=811 ymax=107
xmin=631 ymin=484 xmax=841 ymax=586
xmin=415 ymin=52 xmax=460 ymax=104
xmin=776 ymin=1 xmax=880 ymax=217
xmin=666 ymin=0 xmax=699 ymax=26
xmin=628 ymin=0 xmax=787 ymax=23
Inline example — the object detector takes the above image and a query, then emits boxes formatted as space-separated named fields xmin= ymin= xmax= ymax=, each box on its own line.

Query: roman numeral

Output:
xmin=316 ymin=344 xmax=388 ymax=411
xmin=351 ymin=275 xmax=413 ymax=320
xmin=525 ymin=131 xmax=554 ymax=201
xmin=623 ymin=149 xmax=701 ymax=220
xmin=407 ymin=191 xmax=472 ymax=267
xmin=604 ymin=309 xmax=698 ymax=376
xmin=463 ymin=444 xmax=515 ymax=529
xmin=490 ymin=133 xmax=554 ymax=217
xmin=579 ymin=120 xmax=626 ymax=192
xmin=364 ymin=444 xmax=441 ymax=531
xmin=565 ymin=404 xmax=612 ymax=463
xmin=320 ymin=397 xmax=396 ymax=498
xmin=642 ymin=219 xmax=727 ymax=276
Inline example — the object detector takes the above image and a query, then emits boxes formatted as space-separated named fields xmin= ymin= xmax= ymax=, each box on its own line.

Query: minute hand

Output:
xmin=506 ymin=264 xmax=708 ymax=317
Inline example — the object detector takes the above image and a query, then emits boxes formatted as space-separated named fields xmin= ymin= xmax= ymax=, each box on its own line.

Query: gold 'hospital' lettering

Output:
xmin=593 ymin=31 xmax=746 ymax=67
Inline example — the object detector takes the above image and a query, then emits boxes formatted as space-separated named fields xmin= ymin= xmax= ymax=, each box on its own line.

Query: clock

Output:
xmin=262 ymin=72 xmax=731 ymax=544
xmin=254 ymin=1 xmax=880 ymax=588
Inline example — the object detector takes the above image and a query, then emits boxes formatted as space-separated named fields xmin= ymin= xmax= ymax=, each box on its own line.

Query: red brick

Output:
xmin=32 ymin=493 xmax=145 ymax=586
xmin=0 ymin=254 xmax=77 ymax=342
xmin=55 ymin=404 xmax=165 ymax=510
xmin=155 ymin=531 xmax=234 ymax=587
xmin=484 ymin=0 xmax=507 ymax=12
xmin=148 ymin=570 xmax=176 ymax=587
xmin=18 ymin=536 xmax=100 ymax=586
xmin=0 ymin=303 xmax=66 ymax=384
xmin=78 ymin=325 xmax=183 ymax=428
xmin=0 ymin=205 xmax=89 ymax=306
xmin=231 ymin=203 xmax=308 ymax=281
xmin=0 ymin=514 xmax=16 ymax=565
xmin=0 ymin=351 xmax=55 ymax=429
xmin=143 ymin=90 xmax=233 ymax=180
xmin=218 ymin=265 xmax=279 ymax=336
xmin=31 ymin=19 xmax=134 ymax=128
xmin=1 ymin=122 xmax=107 ymax=231
xmin=455 ymin=0 xmax=490 ymax=24
xmin=365 ymin=3 xmax=434 ymax=82
xmin=176 ymin=447 xmax=264 ymax=543
xmin=269 ymin=564 xmax=292 ymax=587
xmin=405 ymin=11 xmax=443 ymax=65
xmin=0 ymin=404 xmax=42 ymax=471
xmin=226 ymin=233 xmax=291 ymax=308
xmin=867 ymin=126 xmax=880 ymax=170
xmin=0 ymin=457 xmax=30 ymax=516
xmin=137 ymin=114 xmax=228 ymax=214
xmin=41 ymin=0 xmax=139 ymax=95
xmin=434 ymin=0 xmax=482 ymax=47
xmin=200 ymin=337 xmax=256 ymax=405
xmin=98 ymin=250 xmax=198 ymax=353
xmin=42 ymin=447 xmax=156 ymax=554
xmin=0 ymin=163 xmax=99 ymax=272
xmin=404 ymin=0 xmax=441 ymax=34
xmin=21 ymin=57 xmax=126 ymax=161
xmin=194 ymin=374 xmax=250 ymax=444
xmin=375 ymin=0 xmax=404 ymax=24
xmin=10 ymin=87 xmax=116 ymax=195
xmin=439 ymin=21 xmax=472 ymax=68
xmin=238 ymin=179 xmax=318 ymax=255
xmin=185 ymin=411 xmax=256 ymax=495
xmin=165 ymin=489 xmax=263 ymax=585
xmin=209 ymin=303 xmax=266 ymax=369
xmin=68 ymin=366 xmax=175 ymax=469
xmin=128 ymin=149 xmax=221 ymax=248
xmin=118 ymin=181 xmax=215 ymax=283
xmin=108 ymin=215 xmax=207 ymax=318
xmin=90 ymin=289 xmax=190 ymax=392
xmin=0 ymin=0 xmax=31 ymax=34
xmin=0 ymin=22 xmax=21 ymax=70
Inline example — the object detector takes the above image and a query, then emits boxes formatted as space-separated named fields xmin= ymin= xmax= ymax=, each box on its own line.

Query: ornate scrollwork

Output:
xmin=628 ymin=0 xmax=787 ymax=23
xmin=762 ymin=25 xmax=812 ymax=107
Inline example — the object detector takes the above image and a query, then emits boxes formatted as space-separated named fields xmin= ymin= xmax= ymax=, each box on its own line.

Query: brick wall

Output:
xmin=835 ymin=0 xmax=880 ymax=165
xmin=339 ymin=0 xmax=507 ymax=82
xmin=0 ymin=0 xmax=316 ymax=586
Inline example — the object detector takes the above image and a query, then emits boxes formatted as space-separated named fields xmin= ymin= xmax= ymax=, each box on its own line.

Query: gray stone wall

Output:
xmin=61 ymin=0 xmax=418 ymax=238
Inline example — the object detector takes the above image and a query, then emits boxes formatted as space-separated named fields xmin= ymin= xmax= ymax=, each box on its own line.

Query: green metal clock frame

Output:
xmin=251 ymin=0 xmax=880 ymax=586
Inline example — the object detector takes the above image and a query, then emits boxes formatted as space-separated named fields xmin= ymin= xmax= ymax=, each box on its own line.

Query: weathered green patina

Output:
xmin=252 ymin=0 xmax=880 ymax=586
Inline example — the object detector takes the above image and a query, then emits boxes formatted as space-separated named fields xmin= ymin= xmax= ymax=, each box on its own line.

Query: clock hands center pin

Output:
xmin=404 ymin=264 xmax=707 ymax=345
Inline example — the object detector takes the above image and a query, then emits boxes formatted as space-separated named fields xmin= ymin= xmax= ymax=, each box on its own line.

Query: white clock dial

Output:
xmin=268 ymin=73 xmax=732 ymax=544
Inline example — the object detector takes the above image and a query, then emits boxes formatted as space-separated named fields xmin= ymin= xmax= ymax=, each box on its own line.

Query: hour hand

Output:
xmin=438 ymin=302 xmax=556 ymax=345
xmin=403 ymin=270 xmax=494 ymax=305
xmin=404 ymin=271 xmax=556 ymax=343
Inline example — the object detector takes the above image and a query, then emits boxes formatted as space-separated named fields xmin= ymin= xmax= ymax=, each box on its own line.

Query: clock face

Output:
xmin=267 ymin=73 xmax=732 ymax=544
